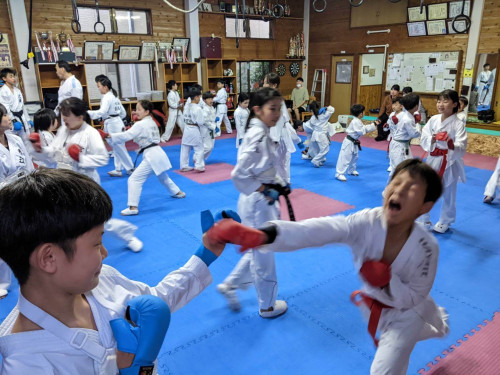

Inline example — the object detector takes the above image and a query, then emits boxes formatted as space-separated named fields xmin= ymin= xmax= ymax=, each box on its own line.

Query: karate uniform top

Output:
xmin=346 ymin=117 xmax=376 ymax=140
xmin=30 ymin=131 xmax=56 ymax=168
xmin=476 ymin=70 xmax=492 ymax=86
xmin=456 ymin=111 xmax=466 ymax=126
xmin=181 ymin=102 xmax=204 ymax=147
xmin=421 ymin=113 xmax=467 ymax=187
xmin=234 ymin=106 xmax=250 ymax=141
xmin=110 ymin=116 xmax=172 ymax=175
xmin=270 ymin=101 xmax=301 ymax=153
xmin=0 ymin=133 xmax=34 ymax=188
xmin=199 ymin=99 xmax=216 ymax=139
xmin=167 ymin=90 xmax=182 ymax=111
xmin=310 ymin=107 xmax=335 ymax=143
xmin=387 ymin=109 xmax=420 ymax=141
xmin=0 ymin=85 xmax=30 ymax=130
xmin=88 ymin=92 xmax=126 ymax=122
xmin=264 ymin=207 xmax=445 ymax=333
xmin=214 ymin=88 xmax=228 ymax=114
xmin=41 ymin=123 xmax=109 ymax=183
xmin=56 ymin=75 xmax=83 ymax=115
xmin=232 ymin=117 xmax=282 ymax=195
xmin=0 ymin=256 xmax=212 ymax=375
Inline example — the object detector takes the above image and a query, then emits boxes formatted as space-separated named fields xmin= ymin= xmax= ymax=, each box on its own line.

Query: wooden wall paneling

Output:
xmin=358 ymin=85 xmax=383 ymax=116
xmin=308 ymin=0 xmax=470 ymax=108
xmin=477 ymin=1 xmax=500 ymax=54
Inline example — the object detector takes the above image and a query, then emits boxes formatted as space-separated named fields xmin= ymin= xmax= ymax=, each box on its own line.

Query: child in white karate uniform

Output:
xmin=102 ymin=100 xmax=185 ymax=216
xmin=208 ymin=159 xmax=449 ymax=375
xmin=420 ymin=90 xmax=467 ymax=233
xmin=88 ymin=76 xmax=134 ymax=177
xmin=335 ymin=104 xmax=376 ymax=181
xmin=0 ymin=168 xmax=229 ymax=374
xmin=161 ymin=80 xmax=185 ymax=142
xmin=213 ymin=79 xmax=232 ymax=134
xmin=308 ymin=103 xmax=335 ymax=168
xmin=180 ymin=87 xmax=206 ymax=172
xmin=457 ymin=95 xmax=468 ymax=126
xmin=386 ymin=93 xmax=421 ymax=177
xmin=217 ymin=87 xmax=288 ymax=318
xmin=0 ymin=68 xmax=31 ymax=145
xmin=199 ymin=91 xmax=217 ymax=160
xmin=0 ymin=103 xmax=35 ymax=298
xmin=30 ymin=108 xmax=57 ymax=168
xmin=31 ymin=97 xmax=143 ymax=252
xmin=484 ymin=157 xmax=500 ymax=204
xmin=234 ymin=93 xmax=250 ymax=147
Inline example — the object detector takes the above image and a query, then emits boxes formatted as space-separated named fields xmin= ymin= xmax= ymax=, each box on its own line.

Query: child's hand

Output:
xmin=116 ymin=350 xmax=135 ymax=369
xmin=202 ymin=232 xmax=225 ymax=257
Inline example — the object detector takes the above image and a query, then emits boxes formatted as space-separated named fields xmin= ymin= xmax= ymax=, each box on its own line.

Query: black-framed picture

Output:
xmin=140 ymin=42 xmax=156 ymax=61
xmin=202 ymin=3 xmax=212 ymax=11
xmin=362 ymin=66 xmax=369 ymax=74
xmin=172 ymin=38 xmax=190 ymax=52
xmin=83 ymin=41 xmax=114 ymax=61
xmin=118 ymin=45 xmax=141 ymax=60
xmin=407 ymin=21 xmax=427 ymax=37
xmin=407 ymin=6 xmax=427 ymax=22
xmin=427 ymin=3 xmax=448 ymax=20
xmin=336 ymin=61 xmax=352 ymax=84
xmin=427 ymin=20 xmax=447 ymax=35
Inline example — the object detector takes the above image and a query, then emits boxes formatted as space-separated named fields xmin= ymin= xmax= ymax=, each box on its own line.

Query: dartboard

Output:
xmin=290 ymin=62 xmax=300 ymax=77
xmin=276 ymin=63 xmax=286 ymax=76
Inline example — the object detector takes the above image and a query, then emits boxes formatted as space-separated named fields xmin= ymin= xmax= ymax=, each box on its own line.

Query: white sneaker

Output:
xmin=180 ymin=167 xmax=194 ymax=172
xmin=259 ymin=300 xmax=288 ymax=318
xmin=108 ymin=170 xmax=123 ymax=177
xmin=0 ymin=289 xmax=7 ymax=299
xmin=194 ymin=167 xmax=205 ymax=173
xmin=433 ymin=222 xmax=450 ymax=234
xmin=349 ymin=171 xmax=359 ymax=176
xmin=336 ymin=174 xmax=347 ymax=182
xmin=127 ymin=237 xmax=143 ymax=252
xmin=301 ymin=154 xmax=311 ymax=160
xmin=121 ymin=207 xmax=139 ymax=216
xmin=217 ymin=283 xmax=241 ymax=311
xmin=172 ymin=191 xmax=186 ymax=198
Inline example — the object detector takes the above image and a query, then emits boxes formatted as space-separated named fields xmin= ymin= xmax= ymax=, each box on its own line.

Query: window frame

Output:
xmin=224 ymin=16 xmax=274 ymax=40
xmin=76 ymin=4 xmax=153 ymax=35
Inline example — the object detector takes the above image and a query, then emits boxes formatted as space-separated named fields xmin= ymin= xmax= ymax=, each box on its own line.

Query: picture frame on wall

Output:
xmin=407 ymin=6 xmax=427 ymax=22
xmin=447 ymin=19 xmax=468 ymax=34
xmin=335 ymin=61 xmax=352 ymax=84
xmin=118 ymin=45 xmax=141 ymax=61
xmin=83 ymin=41 xmax=114 ymax=61
xmin=140 ymin=42 xmax=156 ymax=61
xmin=427 ymin=20 xmax=447 ymax=35
xmin=172 ymin=38 xmax=190 ymax=52
xmin=202 ymin=3 xmax=212 ymax=11
xmin=407 ymin=21 xmax=427 ymax=37
xmin=427 ymin=3 xmax=448 ymax=20
xmin=362 ymin=66 xmax=369 ymax=74
xmin=449 ymin=0 xmax=470 ymax=18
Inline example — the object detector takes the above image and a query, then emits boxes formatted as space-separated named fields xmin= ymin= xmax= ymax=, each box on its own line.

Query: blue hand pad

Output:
xmin=214 ymin=209 xmax=241 ymax=223
xmin=318 ymin=107 xmax=327 ymax=115
xmin=215 ymin=117 xmax=220 ymax=122
xmin=13 ymin=121 xmax=23 ymax=131
xmin=110 ymin=295 xmax=170 ymax=375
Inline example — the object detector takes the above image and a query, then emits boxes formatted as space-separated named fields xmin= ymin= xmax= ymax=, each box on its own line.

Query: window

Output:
xmin=77 ymin=6 xmax=151 ymax=35
xmin=85 ymin=63 xmax=153 ymax=101
xmin=237 ymin=61 xmax=271 ymax=93
xmin=225 ymin=17 xmax=272 ymax=39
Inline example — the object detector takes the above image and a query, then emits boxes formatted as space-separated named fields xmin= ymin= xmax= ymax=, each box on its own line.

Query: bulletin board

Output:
xmin=385 ymin=51 xmax=461 ymax=94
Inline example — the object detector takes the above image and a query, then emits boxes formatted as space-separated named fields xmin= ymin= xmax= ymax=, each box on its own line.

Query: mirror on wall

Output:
xmin=470 ymin=53 xmax=498 ymax=113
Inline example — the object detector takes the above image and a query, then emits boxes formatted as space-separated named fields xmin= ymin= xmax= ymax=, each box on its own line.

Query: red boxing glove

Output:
xmin=435 ymin=131 xmax=448 ymax=141
xmin=414 ymin=112 xmax=422 ymax=123
xmin=391 ymin=115 xmax=398 ymax=124
xmin=67 ymin=144 xmax=81 ymax=162
xmin=447 ymin=138 xmax=455 ymax=150
xmin=206 ymin=219 xmax=267 ymax=252
xmin=97 ymin=129 xmax=109 ymax=140
xmin=29 ymin=133 xmax=42 ymax=152
xmin=360 ymin=261 xmax=391 ymax=287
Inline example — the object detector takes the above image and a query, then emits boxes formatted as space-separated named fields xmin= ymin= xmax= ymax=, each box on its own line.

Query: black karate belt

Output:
xmin=347 ymin=135 xmax=362 ymax=151
xmin=394 ymin=139 xmax=410 ymax=156
xmin=264 ymin=183 xmax=296 ymax=222
xmin=133 ymin=143 xmax=158 ymax=168
xmin=108 ymin=114 xmax=120 ymax=117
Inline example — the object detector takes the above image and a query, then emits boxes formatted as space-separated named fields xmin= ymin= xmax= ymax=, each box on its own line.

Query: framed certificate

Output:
xmin=447 ymin=20 xmax=468 ymax=34
xmin=140 ymin=42 xmax=156 ymax=61
xmin=118 ymin=45 xmax=141 ymax=61
xmin=407 ymin=22 xmax=427 ymax=37
xmin=83 ymin=41 xmax=114 ymax=61
xmin=172 ymin=38 xmax=190 ymax=51
xmin=408 ymin=6 xmax=427 ymax=22
xmin=449 ymin=0 xmax=471 ymax=18
xmin=428 ymin=3 xmax=448 ymax=20
xmin=427 ymin=20 xmax=447 ymax=35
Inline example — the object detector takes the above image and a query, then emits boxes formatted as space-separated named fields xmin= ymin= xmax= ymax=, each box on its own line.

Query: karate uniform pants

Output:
xmin=180 ymin=143 xmax=205 ymax=170
xmin=421 ymin=179 xmax=458 ymax=225
xmin=223 ymin=192 xmax=279 ymax=310
xmin=162 ymin=109 xmax=185 ymax=141
xmin=311 ymin=134 xmax=330 ymax=167
xmin=104 ymin=218 xmax=138 ymax=243
xmin=336 ymin=139 xmax=358 ymax=176
xmin=484 ymin=158 xmax=500 ymax=198
xmin=275 ymin=140 xmax=291 ymax=183
xmin=216 ymin=110 xmax=232 ymax=133
xmin=0 ymin=259 xmax=12 ymax=292
xmin=105 ymin=119 xmax=134 ymax=172
xmin=478 ymin=82 xmax=488 ymax=105
xmin=203 ymin=135 xmax=215 ymax=160
xmin=388 ymin=141 xmax=412 ymax=177
xmin=127 ymin=159 xmax=180 ymax=207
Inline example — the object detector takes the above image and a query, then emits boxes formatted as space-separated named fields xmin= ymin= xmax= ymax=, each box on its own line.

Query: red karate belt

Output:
xmin=350 ymin=290 xmax=392 ymax=347
xmin=429 ymin=148 xmax=448 ymax=177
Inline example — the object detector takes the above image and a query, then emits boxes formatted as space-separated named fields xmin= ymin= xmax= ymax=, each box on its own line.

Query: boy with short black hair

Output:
xmin=207 ymin=158 xmax=449 ymax=375
xmin=181 ymin=87 xmax=205 ymax=172
xmin=335 ymin=104 xmax=376 ymax=181
xmin=213 ymin=79 xmax=232 ymax=134
xmin=200 ymin=90 xmax=217 ymax=159
xmin=0 ymin=168 xmax=228 ymax=374
xmin=0 ymin=67 xmax=31 ymax=144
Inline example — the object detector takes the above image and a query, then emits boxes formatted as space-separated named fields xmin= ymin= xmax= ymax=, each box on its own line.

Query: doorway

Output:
xmin=330 ymin=55 xmax=354 ymax=122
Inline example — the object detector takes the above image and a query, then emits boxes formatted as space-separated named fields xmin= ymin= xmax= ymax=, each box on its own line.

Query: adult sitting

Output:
xmin=288 ymin=77 xmax=309 ymax=120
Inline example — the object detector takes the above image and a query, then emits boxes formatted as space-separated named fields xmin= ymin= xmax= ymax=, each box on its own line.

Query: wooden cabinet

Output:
xmin=163 ymin=62 xmax=199 ymax=102
xmin=201 ymin=58 xmax=238 ymax=114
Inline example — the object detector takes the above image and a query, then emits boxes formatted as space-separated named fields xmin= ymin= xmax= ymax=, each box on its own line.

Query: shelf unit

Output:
xmin=35 ymin=63 xmax=90 ymax=111
xmin=163 ymin=62 xmax=199 ymax=100
xmin=201 ymin=58 xmax=238 ymax=115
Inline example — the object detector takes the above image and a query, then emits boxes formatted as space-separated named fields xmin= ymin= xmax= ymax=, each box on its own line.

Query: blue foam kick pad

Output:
xmin=2 ymin=135 xmax=500 ymax=374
